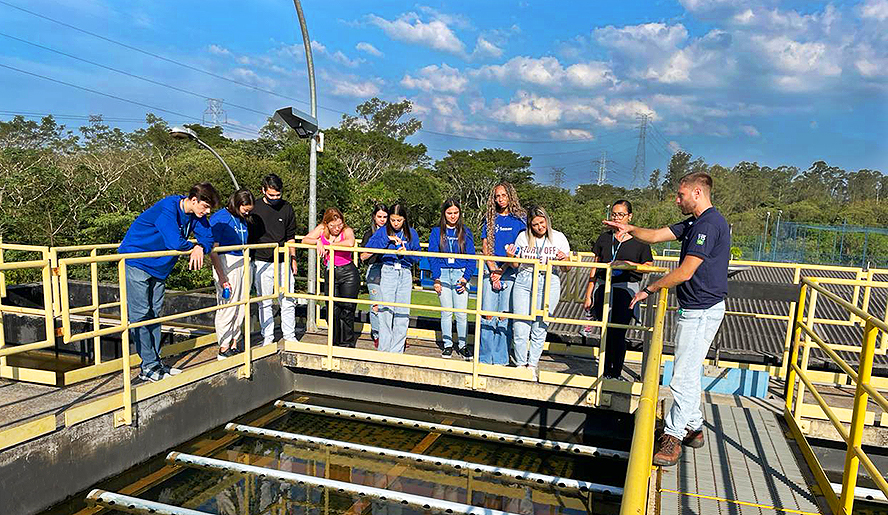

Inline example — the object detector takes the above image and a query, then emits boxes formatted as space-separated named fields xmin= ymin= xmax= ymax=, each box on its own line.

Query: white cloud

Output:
xmin=491 ymin=91 xmax=655 ymax=127
xmin=472 ymin=36 xmax=503 ymax=59
xmin=310 ymin=40 xmax=363 ymax=68
xmin=860 ymin=0 xmax=888 ymax=21
xmin=740 ymin=125 xmax=760 ymax=137
xmin=431 ymin=96 xmax=459 ymax=116
xmin=401 ymin=64 xmax=468 ymax=94
xmin=550 ymin=129 xmax=595 ymax=141
xmin=356 ymin=42 xmax=383 ymax=57
xmin=367 ymin=12 xmax=465 ymax=55
xmin=475 ymin=56 xmax=614 ymax=90
xmin=326 ymin=74 xmax=382 ymax=98
xmin=230 ymin=68 xmax=277 ymax=89
xmin=208 ymin=44 xmax=232 ymax=56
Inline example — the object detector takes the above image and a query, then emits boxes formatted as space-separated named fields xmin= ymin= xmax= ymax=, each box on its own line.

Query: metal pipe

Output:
xmin=168 ymin=452 xmax=523 ymax=515
xmin=274 ymin=401 xmax=629 ymax=460
xmin=194 ymin=138 xmax=238 ymax=190
xmin=86 ymin=489 xmax=210 ymax=515
xmin=293 ymin=0 xmax=318 ymax=332
xmin=226 ymin=423 xmax=621 ymax=495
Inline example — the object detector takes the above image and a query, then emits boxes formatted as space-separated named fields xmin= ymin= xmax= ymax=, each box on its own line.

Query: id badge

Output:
xmin=447 ymin=258 xmax=455 ymax=264
xmin=393 ymin=262 xmax=402 ymax=270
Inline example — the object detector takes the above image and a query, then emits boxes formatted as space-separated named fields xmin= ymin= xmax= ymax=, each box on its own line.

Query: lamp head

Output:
xmin=169 ymin=126 xmax=198 ymax=140
xmin=272 ymin=107 xmax=318 ymax=139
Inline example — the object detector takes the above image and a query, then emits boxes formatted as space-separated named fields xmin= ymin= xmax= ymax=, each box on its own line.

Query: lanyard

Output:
xmin=447 ymin=229 xmax=460 ymax=254
xmin=534 ymin=236 xmax=548 ymax=264
xmin=235 ymin=218 xmax=247 ymax=246
xmin=181 ymin=218 xmax=192 ymax=240
xmin=611 ymin=235 xmax=624 ymax=263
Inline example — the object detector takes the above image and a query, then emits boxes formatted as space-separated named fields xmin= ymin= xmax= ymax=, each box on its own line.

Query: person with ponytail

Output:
xmin=428 ymin=199 xmax=476 ymax=359
xmin=364 ymin=203 xmax=421 ymax=353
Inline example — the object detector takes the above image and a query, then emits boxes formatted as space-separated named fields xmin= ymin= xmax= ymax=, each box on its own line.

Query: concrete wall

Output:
xmin=1 ymin=355 xmax=295 ymax=515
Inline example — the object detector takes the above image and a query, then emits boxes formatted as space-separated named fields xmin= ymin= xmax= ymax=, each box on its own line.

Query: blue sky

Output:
xmin=1 ymin=0 xmax=886 ymax=190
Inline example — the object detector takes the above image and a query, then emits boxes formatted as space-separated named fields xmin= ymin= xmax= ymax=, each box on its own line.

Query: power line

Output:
xmin=0 ymin=62 xmax=260 ymax=138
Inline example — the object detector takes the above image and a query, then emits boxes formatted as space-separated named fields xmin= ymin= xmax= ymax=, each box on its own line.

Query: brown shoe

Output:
xmin=683 ymin=428 xmax=704 ymax=448
xmin=653 ymin=433 xmax=682 ymax=467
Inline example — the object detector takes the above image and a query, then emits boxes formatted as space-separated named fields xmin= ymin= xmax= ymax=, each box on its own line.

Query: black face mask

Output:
xmin=265 ymin=196 xmax=283 ymax=207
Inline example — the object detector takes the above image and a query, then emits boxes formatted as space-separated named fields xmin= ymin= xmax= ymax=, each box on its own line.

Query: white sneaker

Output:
xmin=164 ymin=367 xmax=183 ymax=376
xmin=263 ymin=339 xmax=277 ymax=346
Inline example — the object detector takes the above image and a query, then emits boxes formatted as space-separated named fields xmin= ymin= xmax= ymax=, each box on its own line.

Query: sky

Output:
xmin=1 ymin=0 xmax=886 ymax=190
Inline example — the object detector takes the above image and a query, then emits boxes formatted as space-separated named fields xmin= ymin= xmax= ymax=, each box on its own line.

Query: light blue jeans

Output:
xmin=512 ymin=270 xmax=561 ymax=368
xmin=378 ymin=264 xmax=413 ymax=353
xmin=366 ymin=263 xmax=383 ymax=339
xmin=479 ymin=267 xmax=516 ymax=365
xmin=437 ymin=268 xmax=468 ymax=350
xmin=664 ymin=301 xmax=726 ymax=440
xmin=125 ymin=264 xmax=165 ymax=375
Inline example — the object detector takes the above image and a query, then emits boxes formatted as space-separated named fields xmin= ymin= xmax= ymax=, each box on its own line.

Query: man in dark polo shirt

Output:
xmin=249 ymin=173 xmax=299 ymax=345
xmin=603 ymin=171 xmax=729 ymax=466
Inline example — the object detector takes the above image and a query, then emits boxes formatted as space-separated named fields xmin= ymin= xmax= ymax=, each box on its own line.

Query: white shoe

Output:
xmin=263 ymin=339 xmax=277 ymax=346
xmin=164 ymin=367 xmax=183 ymax=376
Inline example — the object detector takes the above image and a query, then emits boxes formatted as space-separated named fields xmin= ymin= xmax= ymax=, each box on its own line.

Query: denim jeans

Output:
xmin=366 ymin=263 xmax=383 ymax=339
xmin=437 ymin=268 xmax=468 ymax=350
xmin=378 ymin=264 xmax=413 ymax=353
xmin=125 ymin=264 xmax=165 ymax=375
xmin=254 ymin=259 xmax=297 ymax=344
xmin=512 ymin=270 xmax=561 ymax=368
xmin=479 ymin=267 xmax=516 ymax=365
xmin=664 ymin=300 xmax=726 ymax=440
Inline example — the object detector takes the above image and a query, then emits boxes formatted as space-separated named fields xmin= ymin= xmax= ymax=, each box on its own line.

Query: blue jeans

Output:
xmin=366 ymin=263 xmax=383 ymax=339
xmin=664 ymin=301 xmax=726 ymax=440
xmin=479 ymin=267 xmax=515 ymax=365
xmin=125 ymin=264 xmax=165 ymax=375
xmin=512 ymin=270 xmax=561 ymax=368
xmin=378 ymin=264 xmax=412 ymax=353
xmin=437 ymin=268 xmax=468 ymax=350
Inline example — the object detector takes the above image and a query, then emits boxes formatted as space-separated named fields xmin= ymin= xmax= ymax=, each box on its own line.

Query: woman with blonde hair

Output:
xmin=303 ymin=208 xmax=359 ymax=347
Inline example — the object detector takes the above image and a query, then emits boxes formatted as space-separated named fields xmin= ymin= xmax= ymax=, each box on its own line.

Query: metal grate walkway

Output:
xmin=659 ymin=404 xmax=821 ymax=515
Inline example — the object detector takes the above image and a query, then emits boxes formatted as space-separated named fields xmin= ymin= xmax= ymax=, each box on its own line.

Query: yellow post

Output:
xmin=59 ymin=262 xmax=72 ymax=342
xmin=0 ymin=238 xmax=5 ymax=369
xmin=840 ymin=319 xmax=878 ymax=513
xmin=41 ymin=250 xmax=55 ymax=358
xmin=91 ymin=248 xmax=102 ymax=365
xmin=472 ymin=256 xmax=485 ymax=390
xmin=596 ymin=266 xmax=613 ymax=384
xmin=326 ymin=259 xmax=334 ymax=368
xmin=240 ymin=250 xmax=253 ymax=379
xmin=850 ymin=269 xmax=864 ymax=324
xmin=49 ymin=247 xmax=60 ymax=317
xmin=0 ymin=236 xmax=6 ymax=299
xmin=784 ymin=283 xmax=808 ymax=411
xmin=794 ymin=287 xmax=818 ymax=423
xmin=861 ymin=269 xmax=875 ymax=315
xmin=117 ymin=259 xmax=133 ymax=426
xmin=779 ymin=266 xmax=802 ymax=378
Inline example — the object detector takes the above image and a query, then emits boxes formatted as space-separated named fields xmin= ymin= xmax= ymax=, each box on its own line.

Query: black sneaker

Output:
xmin=458 ymin=347 xmax=472 ymax=361
xmin=442 ymin=347 xmax=453 ymax=358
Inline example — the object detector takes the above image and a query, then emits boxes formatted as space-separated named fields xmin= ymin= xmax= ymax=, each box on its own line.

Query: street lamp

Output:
xmin=273 ymin=107 xmax=318 ymax=139
xmin=759 ymin=211 xmax=771 ymax=260
xmin=169 ymin=126 xmax=239 ymax=190
xmin=771 ymin=209 xmax=783 ymax=261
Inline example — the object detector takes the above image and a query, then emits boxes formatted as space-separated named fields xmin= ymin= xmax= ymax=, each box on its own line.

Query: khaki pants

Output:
xmin=213 ymin=253 xmax=247 ymax=348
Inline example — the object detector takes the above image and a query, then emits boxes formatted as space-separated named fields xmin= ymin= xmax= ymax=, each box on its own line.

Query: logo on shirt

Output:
xmin=696 ymin=234 xmax=707 ymax=245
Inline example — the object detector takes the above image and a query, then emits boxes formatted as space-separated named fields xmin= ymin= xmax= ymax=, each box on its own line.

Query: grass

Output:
xmin=356 ymin=289 xmax=477 ymax=318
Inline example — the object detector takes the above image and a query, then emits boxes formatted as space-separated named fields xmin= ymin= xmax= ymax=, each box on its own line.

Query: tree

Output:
xmin=341 ymin=98 xmax=422 ymax=141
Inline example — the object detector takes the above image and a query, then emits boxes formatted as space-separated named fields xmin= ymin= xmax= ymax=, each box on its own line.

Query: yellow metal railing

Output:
xmin=785 ymin=276 xmax=888 ymax=514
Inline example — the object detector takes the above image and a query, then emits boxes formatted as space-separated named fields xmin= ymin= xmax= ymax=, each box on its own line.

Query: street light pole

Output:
xmin=292 ymin=0 xmax=318 ymax=332
xmin=772 ymin=209 xmax=783 ymax=261
xmin=759 ymin=211 xmax=771 ymax=261
xmin=169 ymin=127 xmax=239 ymax=190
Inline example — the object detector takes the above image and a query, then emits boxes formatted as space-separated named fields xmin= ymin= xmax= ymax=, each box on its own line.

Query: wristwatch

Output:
xmin=642 ymin=286 xmax=654 ymax=295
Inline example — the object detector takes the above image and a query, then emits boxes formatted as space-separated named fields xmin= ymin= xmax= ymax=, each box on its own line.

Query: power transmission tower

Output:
xmin=203 ymin=98 xmax=227 ymax=126
xmin=551 ymin=167 xmax=565 ymax=189
xmin=597 ymin=151 xmax=608 ymax=186
xmin=632 ymin=113 xmax=649 ymax=187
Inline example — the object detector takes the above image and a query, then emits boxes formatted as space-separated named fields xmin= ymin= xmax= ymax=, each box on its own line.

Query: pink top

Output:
xmin=320 ymin=232 xmax=353 ymax=266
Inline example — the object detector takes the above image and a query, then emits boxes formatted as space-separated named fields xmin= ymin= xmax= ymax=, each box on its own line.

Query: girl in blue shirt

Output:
xmin=428 ymin=199 xmax=477 ymax=359
xmin=209 ymin=190 xmax=254 ymax=360
xmin=364 ymin=203 xmax=421 ymax=353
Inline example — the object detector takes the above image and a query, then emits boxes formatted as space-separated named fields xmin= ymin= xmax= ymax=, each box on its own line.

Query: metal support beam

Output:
xmin=86 ymin=489 xmax=210 ymax=515
xmin=274 ymin=401 xmax=628 ymax=459
xmin=226 ymin=423 xmax=621 ymax=495
xmin=167 ymin=452 xmax=522 ymax=515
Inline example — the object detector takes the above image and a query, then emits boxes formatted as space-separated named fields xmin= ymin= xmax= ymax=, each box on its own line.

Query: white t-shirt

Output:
xmin=514 ymin=229 xmax=571 ymax=273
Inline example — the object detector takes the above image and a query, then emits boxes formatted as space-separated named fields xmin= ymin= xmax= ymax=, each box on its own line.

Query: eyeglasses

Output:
xmin=610 ymin=212 xmax=629 ymax=219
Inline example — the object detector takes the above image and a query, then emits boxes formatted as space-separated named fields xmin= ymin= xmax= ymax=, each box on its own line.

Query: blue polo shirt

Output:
xmin=428 ymin=226 xmax=477 ymax=282
xmin=210 ymin=209 xmax=250 ymax=256
xmin=365 ymin=226 xmax=421 ymax=268
xmin=480 ymin=213 xmax=525 ymax=267
xmin=669 ymin=207 xmax=730 ymax=309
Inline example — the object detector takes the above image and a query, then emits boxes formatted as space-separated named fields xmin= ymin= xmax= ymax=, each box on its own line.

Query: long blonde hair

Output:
xmin=525 ymin=205 xmax=552 ymax=251
xmin=485 ymin=182 xmax=526 ymax=253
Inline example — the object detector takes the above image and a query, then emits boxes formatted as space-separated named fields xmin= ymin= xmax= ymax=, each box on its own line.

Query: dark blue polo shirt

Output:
xmin=669 ymin=207 xmax=730 ymax=309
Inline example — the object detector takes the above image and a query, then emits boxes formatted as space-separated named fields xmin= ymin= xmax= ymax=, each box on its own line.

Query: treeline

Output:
xmin=1 ymin=98 xmax=885 ymax=286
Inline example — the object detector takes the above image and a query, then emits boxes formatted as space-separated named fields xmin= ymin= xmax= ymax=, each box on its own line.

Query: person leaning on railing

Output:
xmin=118 ymin=182 xmax=220 ymax=383
xmin=303 ymin=208 xmax=359 ymax=348
xmin=507 ymin=206 xmax=571 ymax=380
xmin=360 ymin=204 xmax=389 ymax=349
xmin=604 ymin=171 xmax=730 ymax=467
xmin=479 ymin=182 xmax=527 ymax=366
xmin=428 ymin=199 xmax=476 ymax=360
xmin=208 ymin=189 xmax=254 ymax=360
xmin=583 ymin=199 xmax=654 ymax=380
xmin=364 ymin=203 xmax=421 ymax=354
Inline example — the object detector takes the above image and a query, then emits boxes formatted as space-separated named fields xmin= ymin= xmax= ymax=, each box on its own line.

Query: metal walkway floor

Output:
xmin=659 ymin=404 xmax=821 ymax=515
